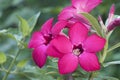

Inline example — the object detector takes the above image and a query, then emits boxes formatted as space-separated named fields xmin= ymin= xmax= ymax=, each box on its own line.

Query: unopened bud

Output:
xmin=107 ymin=18 xmax=120 ymax=31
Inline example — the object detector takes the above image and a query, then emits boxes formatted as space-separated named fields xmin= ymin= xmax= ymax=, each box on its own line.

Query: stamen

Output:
xmin=73 ymin=45 xmax=84 ymax=56
xmin=73 ymin=49 xmax=80 ymax=56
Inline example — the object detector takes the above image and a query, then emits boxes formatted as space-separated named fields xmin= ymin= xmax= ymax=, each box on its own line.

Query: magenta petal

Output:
xmin=58 ymin=53 xmax=78 ymax=74
xmin=46 ymin=44 xmax=63 ymax=58
xmin=83 ymin=0 xmax=102 ymax=12
xmin=71 ymin=0 xmax=84 ymax=11
xmin=109 ymin=4 xmax=115 ymax=15
xmin=32 ymin=45 xmax=47 ymax=68
xmin=58 ymin=6 xmax=75 ymax=20
xmin=69 ymin=22 xmax=88 ymax=45
xmin=51 ymin=20 xmax=67 ymax=37
xmin=71 ymin=0 xmax=102 ymax=12
xmin=51 ymin=35 xmax=73 ymax=54
xmin=28 ymin=32 xmax=45 ymax=48
xmin=106 ymin=4 xmax=115 ymax=29
xmin=83 ymin=34 xmax=106 ymax=53
xmin=40 ymin=18 xmax=53 ymax=35
xmin=79 ymin=52 xmax=100 ymax=71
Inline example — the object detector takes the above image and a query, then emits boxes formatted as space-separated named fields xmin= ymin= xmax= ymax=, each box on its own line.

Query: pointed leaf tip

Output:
xmin=28 ymin=12 xmax=41 ymax=32
xmin=17 ymin=15 xmax=30 ymax=37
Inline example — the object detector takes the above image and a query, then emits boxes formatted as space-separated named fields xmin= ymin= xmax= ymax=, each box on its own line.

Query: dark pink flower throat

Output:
xmin=73 ymin=45 xmax=84 ymax=56
xmin=44 ymin=34 xmax=52 ymax=45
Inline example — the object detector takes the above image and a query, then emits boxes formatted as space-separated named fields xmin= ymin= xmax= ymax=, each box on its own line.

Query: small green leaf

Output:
xmin=103 ymin=61 xmax=120 ymax=67
xmin=0 ymin=52 xmax=7 ymax=64
xmin=7 ymin=33 xmax=17 ymax=40
xmin=107 ymin=42 xmax=120 ymax=53
xmin=28 ymin=12 xmax=40 ymax=32
xmin=23 ymin=65 xmax=39 ymax=74
xmin=17 ymin=59 xmax=28 ymax=68
xmin=17 ymin=16 xmax=30 ymax=37
xmin=0 ymin=30 xmax=18 ymax=41
xmin=45 ymin=71 xmax=57 ymax=75
xmin=82 ymin=13 xmax=102 ymax=36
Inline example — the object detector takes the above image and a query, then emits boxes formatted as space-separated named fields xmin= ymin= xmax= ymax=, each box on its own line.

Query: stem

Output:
xmin=107 ymin=42 xmax=120 ymax=53
xmin=2 ymin=37 xmax=25 ymax=80
xmin=100 ymin=40 xmax=108 ymax=63
xmin=100 ymin=32 xmax=111 ymax=63
xmin=2 ymin=49 xmax=21 ymax=80
xmin=64 ymin=73 xmax=74 ymax=80
xmin=103 ymin=61 xmax=120 ymax=67
xmin=99 ymin=31 xmax=112 ymax=63
xmin=88 ymin=72 xmax=94 ymax=80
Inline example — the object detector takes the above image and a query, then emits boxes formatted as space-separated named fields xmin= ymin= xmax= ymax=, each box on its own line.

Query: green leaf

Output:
xmin=17 ymin=59 xmax=28 ymax=68
xmin=45 ymin=71 xmax=58 ymax=75
xmin=17 ymin=12 xmax=40 ymax=37
xmin=7 ymin=33 xmax=17 ymax=40
xmin=23 ymin=65 xmax=39 ymax=74
xmin=0 ymin=52 xmax=7 ymax=64
xmin=28 ymin=12 xmax=40 ymax=32
xmin=95 ymin=76 xmax=119 ymax=80
xmin=0 ymin=29 xmax=18 ymax=41
xmin=103 ymin=61 xmax=120 ymax=67
xmin=82 ymin=13 xmax=102 ymax=36
xmin=17 ymin=16 xmax=30 ymax=37
xmin=107 ymin=42 xmax=120 ymax=53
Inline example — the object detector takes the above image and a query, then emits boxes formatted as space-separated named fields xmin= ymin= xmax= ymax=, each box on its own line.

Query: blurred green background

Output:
xmin=0 ymin=0 xmax=120 ymax=80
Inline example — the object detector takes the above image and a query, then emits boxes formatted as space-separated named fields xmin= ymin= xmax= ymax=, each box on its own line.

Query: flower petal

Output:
xmin=69 ymin=22 xmax=88 ymax=45
xmin=46 ymin=43 xmax=63 ymax=58
xmin=109 ymin=4 xmax=115 ymax=16
xmin=83 ymin=34 xmax=106 ymax=53
xmin=58 ymin=53 xmax=78 ymax=74
xmin=58 ymin=6 xmax=75 ymax=20
xmin=32 ymin=45 xmax=47 ymax=68
xmin=79 ymin=52 xmax=100 ymax=71
xmin=51 ymin=20 xmax=67 ymax=37
xmin=106 ymin=4 xmax=115 ymax=29
xmin=40 ymin=18 xmax=53 ymax=35
xmin=51 ymin=35 xmax=73 ymax=54
xmin=71 ymin=0 xmax=102 ymax=12
xmin=71 ymin=0 xmax=85 ymax=11
xmin=28 ymin=32 xmax=45 ymax=48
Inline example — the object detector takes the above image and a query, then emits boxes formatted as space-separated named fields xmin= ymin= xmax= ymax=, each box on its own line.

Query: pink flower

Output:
xmin=47 ymin=22 xmax=106 ymax=74
xmin=28 ymin=18 xmax=67 ymax=68
xmin=58 ymin=0 xmax=102 ymax=27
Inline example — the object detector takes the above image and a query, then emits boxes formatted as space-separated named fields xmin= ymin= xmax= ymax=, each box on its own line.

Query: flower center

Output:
xmin=44 ymin=34 xmax=52 ymax=45
xmin=73 ymin=45 xmax=84 ymax=56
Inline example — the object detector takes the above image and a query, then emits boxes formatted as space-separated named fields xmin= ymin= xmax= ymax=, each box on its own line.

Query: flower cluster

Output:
xmin=28 ymin=0 xmax=106 ymax=74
